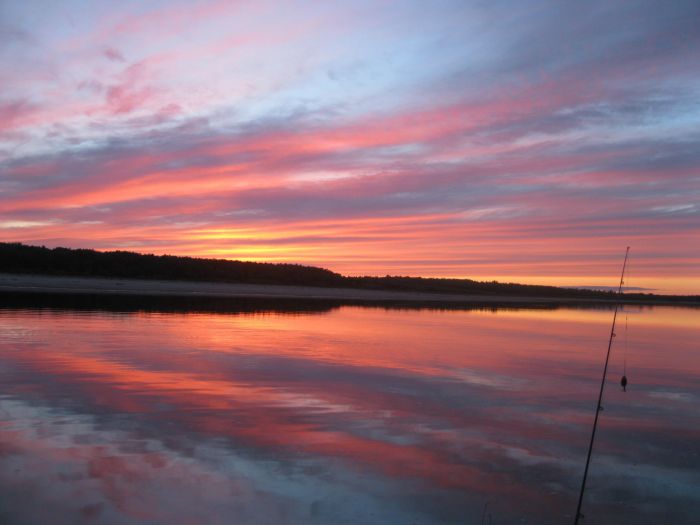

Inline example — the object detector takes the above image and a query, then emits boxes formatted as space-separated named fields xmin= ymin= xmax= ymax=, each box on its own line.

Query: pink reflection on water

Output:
xmin=0 ymin=305 xmax=698 ymax=524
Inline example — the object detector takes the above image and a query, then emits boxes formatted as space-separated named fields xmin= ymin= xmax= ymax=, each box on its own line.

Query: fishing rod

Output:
xmin=574 ymin=246 xmax=630 ymax=524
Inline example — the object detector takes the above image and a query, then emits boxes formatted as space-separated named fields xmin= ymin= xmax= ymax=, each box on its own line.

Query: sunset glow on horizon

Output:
xmin=2 ymin=1 xmax=699 ymax=294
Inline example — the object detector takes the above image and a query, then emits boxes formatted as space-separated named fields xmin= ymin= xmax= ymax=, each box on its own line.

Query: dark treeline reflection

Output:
xmin=0 ymin=290 xmax=634 ymax=316
xmin=0 ymin=291 xmax=339 ymax=315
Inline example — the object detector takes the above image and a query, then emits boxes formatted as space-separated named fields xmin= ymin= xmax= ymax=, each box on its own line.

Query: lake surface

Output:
xmin=0 ymin=301 xmax=698 ymax=524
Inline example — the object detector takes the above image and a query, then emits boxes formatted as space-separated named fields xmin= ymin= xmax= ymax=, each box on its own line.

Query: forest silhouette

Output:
xmin=0 ymin=242 xmax=693 ymax=302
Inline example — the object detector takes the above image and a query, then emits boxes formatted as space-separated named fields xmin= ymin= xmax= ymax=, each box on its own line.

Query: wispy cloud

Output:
xmin=1 ymin=0 xmax=699 ymax=293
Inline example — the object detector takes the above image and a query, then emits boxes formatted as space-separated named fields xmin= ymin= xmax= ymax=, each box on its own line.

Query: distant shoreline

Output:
xmin=2 ymin=273 xmax=698 ymax=308
xmin=4 ymin=243 xmax=699 ymax=305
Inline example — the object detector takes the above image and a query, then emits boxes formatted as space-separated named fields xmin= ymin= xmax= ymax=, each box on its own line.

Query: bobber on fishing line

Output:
xmin=620 ymin=308 xmax=630 ymax=392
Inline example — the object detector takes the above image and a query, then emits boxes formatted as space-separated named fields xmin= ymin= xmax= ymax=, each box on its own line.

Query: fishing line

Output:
xmin=624 ymin=315 xmax=628 ymax=377
xmin=623 ymin=258 xmax=627 ymax=376
xmin=622 ymin=256 xmax=630 ymax=391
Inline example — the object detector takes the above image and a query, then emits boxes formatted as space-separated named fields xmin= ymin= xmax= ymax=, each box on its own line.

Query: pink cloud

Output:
xmin=101 ymin=46 xmax=125 ymax=62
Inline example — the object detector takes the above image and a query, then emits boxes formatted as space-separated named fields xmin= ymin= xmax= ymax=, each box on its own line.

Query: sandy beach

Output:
xmin=0 ymin=272 xmax=588 ymax=304
xmin=0 ymin=272 xmax=537 ymax=304
xmin=3 ymin=272 xmax=696 ymax=307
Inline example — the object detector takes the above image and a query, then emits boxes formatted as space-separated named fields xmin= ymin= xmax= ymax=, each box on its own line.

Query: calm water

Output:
xmin=0 ymin=302 xmax=698 ymax=524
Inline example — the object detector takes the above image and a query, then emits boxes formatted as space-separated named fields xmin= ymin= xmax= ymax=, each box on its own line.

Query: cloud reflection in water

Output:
xmin=0 ymin=305 xmax=698 ymax=524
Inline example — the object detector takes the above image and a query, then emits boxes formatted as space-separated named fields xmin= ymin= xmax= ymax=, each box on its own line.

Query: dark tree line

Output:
xmin=0 ymin=242 xmax=343 ymax=287
xmin=1 ymin=242 xmax=692 ymax=301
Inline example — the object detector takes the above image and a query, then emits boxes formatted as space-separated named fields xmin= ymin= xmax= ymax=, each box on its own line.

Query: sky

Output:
xmin=1 ymin=0 xmax=699 ymax=294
